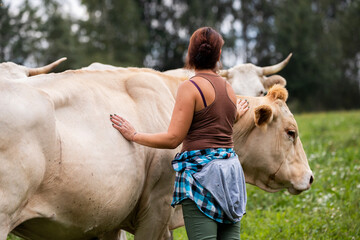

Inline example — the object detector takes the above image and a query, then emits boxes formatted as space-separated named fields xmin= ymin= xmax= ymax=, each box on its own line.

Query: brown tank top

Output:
xmin=182 ymin=73 xmax=237 ymax=151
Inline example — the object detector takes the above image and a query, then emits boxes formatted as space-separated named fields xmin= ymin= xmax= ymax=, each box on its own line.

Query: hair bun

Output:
xmin=198 ymin=43 xmax=212 ymax=55
xmin=186 ymin=27 xmax=224 ymax=70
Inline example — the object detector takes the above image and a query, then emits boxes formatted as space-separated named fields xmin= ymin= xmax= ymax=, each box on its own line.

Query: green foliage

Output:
xmin=37 ymin=0 xmax=84 ymax=71
xmin=80 ymin=0 xmax=148 ymax=67
xmin=236 ymin=0 xmax=360 ymax=112
xmin=0 ymin=2 xmax=12 ymax=61
xmin=6 ymin=235 xmax=21 ymax=240
xmin=1 ymin=0 xmax=360 ymax=108
xmin=273 ymin=0 xmax=360 ymax=112
xmin=136 ymin=0 xmax=240 ymax=70
xmin=0 ymin=0 xmax=42 ymax=63
xmin=237 ymin=0 xmax=277 ymax=63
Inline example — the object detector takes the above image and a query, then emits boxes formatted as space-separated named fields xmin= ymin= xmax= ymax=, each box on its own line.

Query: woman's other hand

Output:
xmin=235 ymin=99 xmax=249 ymax=122
xmin=110 ymin=114 xmax=137 ymax=141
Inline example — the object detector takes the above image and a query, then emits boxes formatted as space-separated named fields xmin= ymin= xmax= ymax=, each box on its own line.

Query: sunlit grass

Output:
xmin=9 ymin=110 xmax=360 ymax=239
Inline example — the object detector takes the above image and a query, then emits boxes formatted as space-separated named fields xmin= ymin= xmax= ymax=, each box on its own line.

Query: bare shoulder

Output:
xmin=174 ymin=80 xmax=197 ymax=112
xmin=225 ymin=80 xmax=237 ymax=102
xmin=187 ymin=76 xmax=214 ymax=90
xmin=190 ymin=76 xmax=205 ymax=82
xmin=225 ymin=80 xmax=232 ymax=87
xmin=176 ymin=80 xmax=197 ymax=98
xmin=225 ymin=80 xmax=235 ymax=93
xmin=178 ymin=79 xmax=197 ymax=91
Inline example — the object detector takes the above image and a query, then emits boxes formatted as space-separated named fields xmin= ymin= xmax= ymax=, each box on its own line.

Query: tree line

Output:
xmin=1 ymin=0 xmax=359 ymax=112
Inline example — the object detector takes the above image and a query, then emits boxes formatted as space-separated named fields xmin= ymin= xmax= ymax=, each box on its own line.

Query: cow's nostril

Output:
xmin=309 ymin=175 xmax=314 ymax=184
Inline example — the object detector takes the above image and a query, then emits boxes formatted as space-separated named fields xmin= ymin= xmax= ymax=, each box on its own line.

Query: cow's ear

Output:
xmin=262 ymin=75 xmax=287 ymax=90
xmin=254 ymin=105 xmax=273 ymax=127
xmin=267 ymin=84 xmax=288 ymax=102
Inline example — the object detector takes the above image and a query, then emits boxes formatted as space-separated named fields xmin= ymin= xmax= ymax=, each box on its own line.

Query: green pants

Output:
xmin=181 ymin=199 xmax=241 ymax=240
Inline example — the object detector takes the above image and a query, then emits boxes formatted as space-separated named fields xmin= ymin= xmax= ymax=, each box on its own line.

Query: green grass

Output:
xmin=8 ymin=111 xmax=360 ymax=240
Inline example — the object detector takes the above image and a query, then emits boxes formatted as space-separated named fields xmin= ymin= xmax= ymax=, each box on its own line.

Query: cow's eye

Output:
xmin=287 ymin=130 xmax=296 ymax=141
xmin=259 ymin=90 xmax=266 ymax=96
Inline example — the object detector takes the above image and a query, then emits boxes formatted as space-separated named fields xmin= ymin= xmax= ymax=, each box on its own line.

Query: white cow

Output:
xmin=85 ymin=54 xmax=292 ymax=97
xmin=0 ymin=64 xmax=313 ymax=240
xmin=163 ymin=54 xmax=292 ymax=96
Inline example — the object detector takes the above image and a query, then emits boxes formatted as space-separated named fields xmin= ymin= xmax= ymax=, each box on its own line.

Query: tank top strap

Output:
xmin=189 ymin=79 xmax=207 ymax=108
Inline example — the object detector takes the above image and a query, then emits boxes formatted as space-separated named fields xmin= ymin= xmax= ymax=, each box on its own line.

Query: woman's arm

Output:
xmin=110 ymin=81 xmax=196 ymax=149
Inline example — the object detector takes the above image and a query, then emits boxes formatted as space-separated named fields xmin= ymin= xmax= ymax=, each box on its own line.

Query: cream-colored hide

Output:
xmin=0 ymin=67 xmax=312 ymax=240
xmin=164 ymin=53 xmax=292 ymax=96
xmin=85 ymin=54 xmax=291 ymax=97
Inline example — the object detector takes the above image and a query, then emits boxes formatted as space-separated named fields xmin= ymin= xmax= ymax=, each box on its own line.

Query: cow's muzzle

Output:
xmin=288 ymin=174 xmax=314 ymax=195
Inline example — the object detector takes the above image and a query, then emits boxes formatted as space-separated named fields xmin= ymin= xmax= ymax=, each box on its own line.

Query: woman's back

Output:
xmin=182 ymin=72 xmax=237 ymax=151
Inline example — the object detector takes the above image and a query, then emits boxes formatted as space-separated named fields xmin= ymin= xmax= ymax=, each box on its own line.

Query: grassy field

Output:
xmin=8 ymin=110 xmax=360 ymax=240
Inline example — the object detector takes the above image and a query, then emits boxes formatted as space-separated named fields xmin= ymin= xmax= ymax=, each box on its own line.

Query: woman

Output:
xmin=110 ymin=27 xmax=249 ymax=240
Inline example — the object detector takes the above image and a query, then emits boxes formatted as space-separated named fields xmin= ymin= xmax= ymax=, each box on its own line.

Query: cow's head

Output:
xmin=220 ymin=54 xmax=291 ymax=97
xmin=0 ymin=57 xmax=67 ymax=80
xmin=233 ymin=84 xmax=313 ymax=195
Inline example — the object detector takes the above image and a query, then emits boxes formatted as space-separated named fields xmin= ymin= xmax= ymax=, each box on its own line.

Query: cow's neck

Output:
xmin=232 ymin=97 xmax=260 ymax=157
xmin=233 ymin=114 xmax=254 ymax=148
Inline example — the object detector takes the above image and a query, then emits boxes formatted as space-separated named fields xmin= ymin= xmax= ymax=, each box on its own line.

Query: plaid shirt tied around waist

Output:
xmin=171 ymin=148 xmax=240 ymax=224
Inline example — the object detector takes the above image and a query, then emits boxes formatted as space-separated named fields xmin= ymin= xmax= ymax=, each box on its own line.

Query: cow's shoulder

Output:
xmin=0 ymin=80 xmax=53 ymax=130
xmin=111 ymin=68 xmax=180 ymax=101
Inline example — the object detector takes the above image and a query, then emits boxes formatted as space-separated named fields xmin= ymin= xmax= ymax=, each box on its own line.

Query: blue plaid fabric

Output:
xmin=171 ymin=148 xmax=237 ymax=223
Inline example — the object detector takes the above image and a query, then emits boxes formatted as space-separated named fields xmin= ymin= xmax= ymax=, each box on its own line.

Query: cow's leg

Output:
xmin=133 ymin=202 xmax=172 ymax=240
xmin=133 ymin=154 xmax=176 ymax=240
xmin=133 ymin=204 xmax=173 ymax=240
xmin=0 ymin=169 xmax=44 ymax=239
xmin=98 ymin=229 xmax=127 ymax=240
xmin=118 ymin=231 xmax=127 ymax=240
xmin=0 ymin=217 xmax=10 ymax=240
xmin=0 ymin=172 xmax=40 ymax=240
xmin=0 ymin=231 xmax=7 ymax=240
xmin=167 ymin=230 xmax=173 ymax=240
xmin=166 ymin=204 xmax=184 ymax=240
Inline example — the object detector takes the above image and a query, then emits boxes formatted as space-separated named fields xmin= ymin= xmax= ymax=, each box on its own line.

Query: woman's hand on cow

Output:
xmin=110 ymin=114 xmax=137 ymax=141
xmin=235 ymin=99 xmax=249 ymax=122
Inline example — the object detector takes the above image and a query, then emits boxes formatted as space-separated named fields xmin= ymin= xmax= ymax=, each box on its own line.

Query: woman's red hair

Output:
xmin=185 ymin=27 xmax=224 ymax=70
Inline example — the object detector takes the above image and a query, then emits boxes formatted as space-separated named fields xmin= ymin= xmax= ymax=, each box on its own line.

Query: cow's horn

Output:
xmin=262 ymin=53 xmax=292 ymax=76
xmin=28 ymin=57 xmax=67 ymax=76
